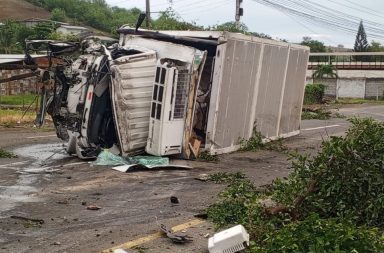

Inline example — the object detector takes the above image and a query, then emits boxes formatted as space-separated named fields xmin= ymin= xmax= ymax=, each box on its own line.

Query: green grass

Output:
xmin=0 ymin=108 xmax=36 ymax=127
xmin=0 ymin=148 xmax=17 ymax=158
xmin=0 ymin=94 xmax=37 ymax=106
xmin=335 ymin=98 xmax=384 ymax=105
xmin=301 ymin=110 xmax=331 ymax=120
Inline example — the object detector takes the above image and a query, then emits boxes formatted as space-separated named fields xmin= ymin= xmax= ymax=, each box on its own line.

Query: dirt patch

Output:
xmin=0 ymin=0 xmax=50 ymax=21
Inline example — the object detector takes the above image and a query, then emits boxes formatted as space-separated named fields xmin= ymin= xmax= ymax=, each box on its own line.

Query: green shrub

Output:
xmin=253 ymin=214 xmax=384 ymax=253
xmin=239 ymin=128 xmax=263 ymax=151
xmin=198 ymin=151 xmax=219 ymax=162
xmin=207 ymin=118 xmax=384 ymax=251
xmin=208 ymin=172 xmax=246 ymax=183
xmin=304 ymin=84 xmax=325 ymax=104
xmin=0 ymin=149 xmax=17 ymax=158
xmin=273 ymin=118 xmax=384 ymax=226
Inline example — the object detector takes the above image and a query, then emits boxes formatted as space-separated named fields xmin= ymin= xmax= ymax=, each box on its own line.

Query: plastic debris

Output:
xmin=129 ymin=156 xmax=169 ymax=168
xmin=93 ymin=151 xmax=171 ymax=170
xmin=92 ymin=149 xmax=129 ymax=166
xmin=208 ymin=225 xmax=249 ymax=253
xmin=113 ymin=249 xmax=127 ymax=253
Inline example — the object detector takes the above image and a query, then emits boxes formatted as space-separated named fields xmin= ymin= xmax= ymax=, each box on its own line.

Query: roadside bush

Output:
xmin=303 ymin=84 xmax=325 ymax=104
xmin=207 ymin=118 xmax=384 ymax=251
xmin=273 ymin=118 xmax=384 ymax=226
xmin=253 ymin=214 xmax=384 ymax=253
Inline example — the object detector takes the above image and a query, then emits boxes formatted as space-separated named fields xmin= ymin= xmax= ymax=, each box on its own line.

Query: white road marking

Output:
xmin=26 ymin=135 xmax=57 ymax=139
xmin=63 ymin=162 xmax=87 ymax=167
xmin=0 ymin=161 xmax=29 ymax=168
xmin=301 ymin=124 xmax=341 ymax=131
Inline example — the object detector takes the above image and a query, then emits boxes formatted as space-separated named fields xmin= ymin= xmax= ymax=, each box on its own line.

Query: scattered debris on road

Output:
xmin=86 ymin=205 xmax=102 ymax=210
xmin=159 ymin=223 xmax=193 ymax=244
xmin=195 ymin=173 xmax=209 ymax=182
xmin=56 ymin=199 xmax=69 ymax=205
xmin=194 ymin=213 xmax=208 ymax=219
xmin=10 ymin=215 xmax=45 ymax=228
xmin=170 ymin=196 xmax=179 ymax=204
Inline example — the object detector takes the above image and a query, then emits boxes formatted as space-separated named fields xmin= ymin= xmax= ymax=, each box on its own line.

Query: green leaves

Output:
xmin=207 ymin=118 xmax=384 ymax=252
xmin=312 ymin=65 xmax=337 ymax=79
xmin=258 ymin=214 xmax=384 ymax=253
xmin=303 ymin=83 xmax=326 ymax=104
xmin=239 ymin=128 xmax=264 ymax=151
xmin=51 ymin=8 xmax=66 ymax=22
xmin=273 ymin=118 xmax=384 ymax=226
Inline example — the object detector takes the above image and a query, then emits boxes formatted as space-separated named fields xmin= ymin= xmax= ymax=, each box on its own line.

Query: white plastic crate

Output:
xmin=208 ymin=225 xmax=250 ymax=253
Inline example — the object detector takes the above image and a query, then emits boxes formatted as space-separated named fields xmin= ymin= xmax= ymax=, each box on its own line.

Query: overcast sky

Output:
xmin=105 ymin=0 xmax=384 ymax=48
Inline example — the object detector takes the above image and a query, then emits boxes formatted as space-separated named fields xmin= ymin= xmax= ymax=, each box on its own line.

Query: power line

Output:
xmin=251 ymin=0 xmax=384 ymax=41
xmin=287 ymin=14 xmax=340 ymax=45
xmin=325 ymin=0 xmax=384 ymax=21
xmin=342 ymin=0 xmax=384 ymax=16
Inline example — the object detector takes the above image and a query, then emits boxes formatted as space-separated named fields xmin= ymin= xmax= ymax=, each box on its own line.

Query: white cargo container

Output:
xmin=46 ymin=29 xmax=309 ymax=159
xmin=117 ymin=27 xmax=309 ymax=158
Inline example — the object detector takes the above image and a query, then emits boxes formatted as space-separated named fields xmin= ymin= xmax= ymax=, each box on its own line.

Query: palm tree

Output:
xmin=312 ymin=64 xmax=337 ymax=79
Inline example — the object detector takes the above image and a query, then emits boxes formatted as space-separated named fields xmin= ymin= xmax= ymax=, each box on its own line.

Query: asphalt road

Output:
xmin=0 ymin=104 xmax=382 ymax=253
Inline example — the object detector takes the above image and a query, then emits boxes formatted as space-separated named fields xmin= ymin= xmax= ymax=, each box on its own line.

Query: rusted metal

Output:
xmin=0 ymin=64 xmax=38 ymax=70
xmin=0 ymin=71 xmax=40 ymax=84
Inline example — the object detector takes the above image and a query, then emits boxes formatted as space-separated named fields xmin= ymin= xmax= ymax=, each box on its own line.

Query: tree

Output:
xmin=312 ymin=64 xmax=337 ymax=79
xmin=250 ymin=32 xmax=272 ymax=39
xmin=354 ymin=21 xmax=368 ymax=52
xmin=0 ymin=20 xmax=35 ymax=53
xmin=152 ymin=8 xmax=202 ymax=31
xmin=51 ymin=8 xmax=66 ymax=22
xmin=301 ymin=37 xmax=327 ymax=52
xmin=211 ymin=21 xmax=248 ymax=33
xmin=31 ymin=22 xmax=56 ymax=39
xmin=369 ymin=41 xmax=384 ymax=52
xmin=0 ymin=21 xmax=18 ymax=53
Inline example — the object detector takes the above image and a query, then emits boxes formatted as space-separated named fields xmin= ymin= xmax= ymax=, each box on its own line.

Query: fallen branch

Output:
xmin=265 ymin=156 xmax=334 ymax=219
xmin=10 ymin=215 xmax=44 ymax=224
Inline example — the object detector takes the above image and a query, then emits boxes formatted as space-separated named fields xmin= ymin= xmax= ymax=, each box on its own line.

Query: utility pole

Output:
xmin=146 ymin=0 xmax=151 ymax=28
xmin=235 ymin=0 xmax=243 ymax=29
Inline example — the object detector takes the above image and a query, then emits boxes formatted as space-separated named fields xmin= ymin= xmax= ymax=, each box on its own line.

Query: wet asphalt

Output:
xmin=0 ymin=104 xmax=383 ymax=253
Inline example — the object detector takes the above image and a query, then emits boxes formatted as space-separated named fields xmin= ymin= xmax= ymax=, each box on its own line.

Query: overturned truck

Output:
xmin=46 ymin=28 xmax=309 ymax=159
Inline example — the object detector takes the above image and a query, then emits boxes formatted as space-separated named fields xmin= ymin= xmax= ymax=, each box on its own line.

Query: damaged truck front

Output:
xmin=41 ymin=28 xmax=309 ymax=159
xmin=40 ymin=34 xmax=207 ymax=159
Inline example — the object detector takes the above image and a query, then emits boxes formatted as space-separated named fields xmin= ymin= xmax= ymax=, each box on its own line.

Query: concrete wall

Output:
xmin=0 ymin=69 xmax=38 ymax=95
xmin=365 ymin=79 xmax=384 ymax=99
xmin=306 ymin=70 xmax=384 ymax=99
xmin=337 ymin=79 xmax=365 ymax=98
xmin=307 ymin=78 xmax=337 ymax=97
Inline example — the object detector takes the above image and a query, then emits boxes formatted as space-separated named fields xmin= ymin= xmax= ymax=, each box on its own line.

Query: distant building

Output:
xmin=21 ymin=18 xmax=68 ymax=28
xmin=328 ymin=45 xmax=353 ymax=53
xmin=56 ymin=25 xmax=90 ymax=35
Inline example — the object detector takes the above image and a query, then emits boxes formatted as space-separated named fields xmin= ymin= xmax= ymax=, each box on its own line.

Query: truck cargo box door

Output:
xmin=110 ymin=51 xmax=157 ymax=155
